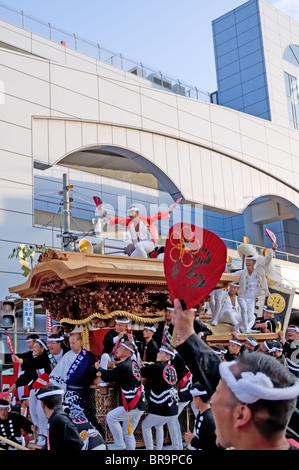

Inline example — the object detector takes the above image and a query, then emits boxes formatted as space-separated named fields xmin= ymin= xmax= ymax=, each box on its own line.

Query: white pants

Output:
xmin=219 ymin=307 xmax=242 ymax=327
xmin=106 ymin=406 xmax=144 ymax=450
xmin=209 ymin=289 xmax=224 ymax=325
xmin=173 ymin=401 xmax=189 ymax=450
xmin=236 ymin=297 xmax=256 ymax=333
xmin=29 ymin=389 xmax=48 ymax=438
xmin=142 ymin=413 xmax=181 ymax=450
xmin=130 ymin=240 xmax=155 ymax=258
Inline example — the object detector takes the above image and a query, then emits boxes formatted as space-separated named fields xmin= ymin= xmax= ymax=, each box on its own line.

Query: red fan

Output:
xmin=93 ymin=196 xmax=102 ymax=209
xmin=6 ymin=334 xmax=14 ymax=354
xmin=164 ymin=223 xmax=227 ymax=309
xmin=266 ymin=228 xmax=276 ymax=243
xmin=32 ymin=373 xmax=50 ymax=389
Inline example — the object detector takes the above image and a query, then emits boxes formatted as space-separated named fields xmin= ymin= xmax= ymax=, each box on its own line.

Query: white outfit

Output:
xmin=128 ymin=218 xmax=154 ymax=257
xmin=29 ymin=389 xmax=48 ymax=442
xmin=130 ymin=240 xmax=155 ymax=258
xmin=218 ymin=292 xmax=242 ymax=327
xmin=209 ymin=288 xmax=224 ymax=325
xmin=234 ymin=249 xmax=275 ymax=334
xmin=238 ymin=274 xmax=258 ymax=333
xmin=29 ymin=365 xmax=48 ymax=442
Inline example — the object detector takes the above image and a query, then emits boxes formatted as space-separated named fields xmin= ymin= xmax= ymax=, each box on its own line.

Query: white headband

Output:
xmin=268 ymin=345 xmax=283 ymax=353
xmin=219 ymin=361 xmax=299 ymax=404
xmin=144 ymin=326 xmax=156 ymax=332
xmin=264 ymin=341 xmax=272 ymax=351
xmin=36 ymin=339 xmax=48 ymax=349
xmin=246 ymin=256 xmax=257 ymax=261
xmin=190 ymin=389 xmax=208 ymax=397
xmin=159 ymin=346 xmax=176 ymax=357
xmin=115 ymin=318 xmax=130 ymax=324
xmin=121 ymin=343 xmax=135 ymax=354
xmin=127 ymin=206 xmax=139 ymax=213
xmin=264 ymin=306 xmax=275 ymax=313
xmin=37 ymin=389 xmax=64 ymax=399
xmin=246 ymin=338 xmax=258 ymax=346
xmin=47 ymin=336 xmax=64 ymax=342
xmin=212 ymin=349 xmax=222 ymax=355
xmin=0 ymin=403 xmax=10 ymax=408
xmin=229 ymin=340 xmax=242 ymax=347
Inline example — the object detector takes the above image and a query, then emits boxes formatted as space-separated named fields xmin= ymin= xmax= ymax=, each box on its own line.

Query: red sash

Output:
xmin=111 ymin=340 xmax=121 ymax=358
xmin=121 ymin=383 xmax=142 ymax=412
xmin=177 ymin=369 xmax=192 ymax=391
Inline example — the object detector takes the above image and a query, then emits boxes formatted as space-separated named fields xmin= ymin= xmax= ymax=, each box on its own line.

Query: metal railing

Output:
xmin=0 ymin=2 xmax=211 ymax=102
xmin=221 ymin=237 xmax=299 ymax=265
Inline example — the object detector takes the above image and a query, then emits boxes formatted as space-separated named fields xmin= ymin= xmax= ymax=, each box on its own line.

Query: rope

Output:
xmin=59 ymin=310 xmax=165 ymax=326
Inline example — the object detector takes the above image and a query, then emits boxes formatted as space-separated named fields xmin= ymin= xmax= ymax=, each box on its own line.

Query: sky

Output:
xmin=0 ymin=0 xmax=299 ymax=92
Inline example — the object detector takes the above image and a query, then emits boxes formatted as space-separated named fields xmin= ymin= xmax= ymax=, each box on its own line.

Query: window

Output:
xmin=283 ymin=45 xmax=299 ymax=67
xmin=285 ymin=72 xmax=299 ymax=130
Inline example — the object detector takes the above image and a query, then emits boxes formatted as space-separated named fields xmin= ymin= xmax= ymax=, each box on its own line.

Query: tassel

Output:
xmin=127 ymin=412 xmax=131 ymax=435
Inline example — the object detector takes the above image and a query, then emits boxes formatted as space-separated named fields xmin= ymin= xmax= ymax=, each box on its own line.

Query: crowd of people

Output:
xmin=1 ymin=298 xmax=299 ymax=451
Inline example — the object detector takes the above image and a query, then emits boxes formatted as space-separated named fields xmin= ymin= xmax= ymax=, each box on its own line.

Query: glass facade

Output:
xmin=212 ymin=0 xmax=271 ymax=120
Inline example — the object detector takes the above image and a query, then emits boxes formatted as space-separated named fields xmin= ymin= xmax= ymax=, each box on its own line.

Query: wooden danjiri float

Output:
xmin=8 ymin=244 xmax=240 ymax=445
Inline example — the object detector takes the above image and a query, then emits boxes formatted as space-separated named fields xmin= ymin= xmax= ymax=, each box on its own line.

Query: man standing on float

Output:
xmin=235 ymin=240 xmax=278 ymax=334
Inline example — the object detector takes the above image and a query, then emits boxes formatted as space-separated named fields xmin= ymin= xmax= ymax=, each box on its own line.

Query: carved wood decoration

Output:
xmin=40 ymin=282 xmax=171 ymax=322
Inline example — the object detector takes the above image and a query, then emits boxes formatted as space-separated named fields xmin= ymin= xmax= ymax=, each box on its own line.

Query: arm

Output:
xmin=98 ymin=363 xmax=121 ymax=383
xmin=184 ymin=431 xmax=198 ymax=447
xmin=173 ymin=299 xmax=220 ymax=395
xmin=145 ymin=211 xmax=170 ymax=224
xmin=94 ymin=203 xmax=130 ymax=227
xmin=108 ymin=215 xmax=131 ymax=227
xmin=258 ymin=242 xmax=277 ymax=270
xmin=12 ymin=368 xmax=38 ymax=390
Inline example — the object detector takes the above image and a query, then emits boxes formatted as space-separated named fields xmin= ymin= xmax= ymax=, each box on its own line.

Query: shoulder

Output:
xmin=50 ymin=407 xmax=71 ymax=423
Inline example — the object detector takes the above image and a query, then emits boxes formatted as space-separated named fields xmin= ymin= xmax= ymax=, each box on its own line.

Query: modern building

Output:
xmin=212 ymin=0 xmax=299 ymax=254
xmin=0 ymin=0 xmax=299 ymax=325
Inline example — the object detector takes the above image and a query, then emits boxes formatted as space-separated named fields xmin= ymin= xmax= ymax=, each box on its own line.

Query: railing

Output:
xmin=102 ymin=233 xmax=299 ymax=266
xmin=221 ymin=237 xmax=299 ymax=265
xmin=0 ymin=2 xmax=211 ymax=102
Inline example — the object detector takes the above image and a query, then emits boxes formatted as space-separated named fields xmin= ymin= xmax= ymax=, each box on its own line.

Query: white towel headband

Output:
xmin=219 ymin=360 xmax=299 ymax=404
xmin=37 ymin=389 xmax=64 ymax=399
